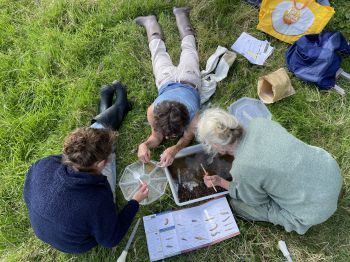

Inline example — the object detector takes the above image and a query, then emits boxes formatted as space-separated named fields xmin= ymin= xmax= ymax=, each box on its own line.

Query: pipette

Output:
xmin=278 ymin=240 xmax=293 ymax=262
xmin=117 ymin=218 xmax=141 ymax=262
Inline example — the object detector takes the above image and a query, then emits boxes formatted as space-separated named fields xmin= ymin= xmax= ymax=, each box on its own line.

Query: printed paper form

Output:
xmin=202 ymin=199 xmax=239 ymax=242
xmin=143 ymin=197 xmax=240 ymax=261
xmin=173 ymin=209 xmax=211 ymax=250
xmin=159 ymin=228 xmax=181 ymax=257
xmin=144 ymin=212 xmax=181 ymax=261
xmin=145 ymin=231 xmax=163 ymax=260
xmin=231 ymin=32 xmax=274 ymax=65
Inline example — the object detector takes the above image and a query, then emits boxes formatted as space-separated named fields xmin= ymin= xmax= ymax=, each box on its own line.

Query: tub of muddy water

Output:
xmin=165 ymin=144 xmax=233 ymax=206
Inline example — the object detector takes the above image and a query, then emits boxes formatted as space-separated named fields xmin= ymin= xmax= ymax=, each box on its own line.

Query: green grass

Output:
xmin=1 ymin=0 xmax=350 ymax=261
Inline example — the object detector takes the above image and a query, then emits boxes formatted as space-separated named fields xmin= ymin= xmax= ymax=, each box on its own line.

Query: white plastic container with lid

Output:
xmin=228 ymin=97 xmax=272 ymax=128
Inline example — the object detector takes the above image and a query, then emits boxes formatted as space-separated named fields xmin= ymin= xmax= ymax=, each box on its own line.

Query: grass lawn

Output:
xmin=1 ymin=0 xmax=350 ymax=261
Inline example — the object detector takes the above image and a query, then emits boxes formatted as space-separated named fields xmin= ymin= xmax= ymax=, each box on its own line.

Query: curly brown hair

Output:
xmin=62 ymin=127 xmax=116 ymax=170
xmin=153 ymin=101 xmax=189 ymax=138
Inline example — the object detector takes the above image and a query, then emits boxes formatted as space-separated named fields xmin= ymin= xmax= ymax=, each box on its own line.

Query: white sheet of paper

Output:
xmin=231 ymin=32 xmax=274 ymax=65
xmin=145 ymin=231 xmax=163 ymax=260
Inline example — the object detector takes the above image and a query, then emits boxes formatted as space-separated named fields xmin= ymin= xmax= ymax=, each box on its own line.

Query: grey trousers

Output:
xmin=149 ymin=35 xmax=201 ymax=89
xmin=230 ymin=198 xmax=311 ymax=234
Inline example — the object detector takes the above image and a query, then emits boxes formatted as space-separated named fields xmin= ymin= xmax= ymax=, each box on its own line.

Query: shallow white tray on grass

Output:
xmin=165 ymin=144 xmax=229 ymax=206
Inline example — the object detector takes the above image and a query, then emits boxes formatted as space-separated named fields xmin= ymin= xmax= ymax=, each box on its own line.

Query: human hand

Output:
xmin=204 ymin=175 xmax=231 ymax=190
xmin=138 ymin=143 xmax=151 ymax=163
xmin=132 ymin=183 xmax=149 ymax=203
xmin=203 ymin=175 xmax=221 ymax=187
xmin=159 ymin=147 xmax=177 ymax=167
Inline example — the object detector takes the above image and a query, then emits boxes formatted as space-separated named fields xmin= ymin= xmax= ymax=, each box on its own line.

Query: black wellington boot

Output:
xmin=91 ymin=81 xmax=132 ymax=131
xmin=99 ymin=85 xmax=115 ymax=113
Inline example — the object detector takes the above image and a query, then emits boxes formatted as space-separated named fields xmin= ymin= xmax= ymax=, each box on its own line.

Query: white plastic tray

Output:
xmin=119 ymin=160 xmax=168 ymax=205
xmin=165 ymin=144 xmax=229 ymax=206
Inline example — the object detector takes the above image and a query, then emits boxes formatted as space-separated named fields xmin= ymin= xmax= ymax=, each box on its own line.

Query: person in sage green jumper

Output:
xmin=196 ymin=108 xmax=342 ymax=234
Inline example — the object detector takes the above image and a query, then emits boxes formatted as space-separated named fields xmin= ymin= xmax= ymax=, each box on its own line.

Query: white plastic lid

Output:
xmin=119 ymin=161 xmax=168 ymax=205
xmin=228 ymin=97 xmax=272 ymax=128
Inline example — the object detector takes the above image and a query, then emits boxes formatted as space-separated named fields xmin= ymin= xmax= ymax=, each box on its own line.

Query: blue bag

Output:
xmin=286 ymin=32 xmax=350 ymax=92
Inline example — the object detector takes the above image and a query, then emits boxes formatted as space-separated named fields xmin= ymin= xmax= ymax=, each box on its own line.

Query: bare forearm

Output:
xmin=158 ymin=134 xmax=193 ymax=167
xmin=172 ymin=134 xmax=193 ymax=152
xmin=142 ymin=134 xmax=162 ymax=149
xmin=144 ymin=105 xmax=163 ymax=149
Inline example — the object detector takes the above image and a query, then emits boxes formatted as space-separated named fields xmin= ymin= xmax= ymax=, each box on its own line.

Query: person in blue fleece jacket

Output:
xmin=24 ymin=81 xmax=149 ymax=253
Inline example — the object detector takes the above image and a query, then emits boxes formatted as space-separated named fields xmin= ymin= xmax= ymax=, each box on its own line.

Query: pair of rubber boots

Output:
xmin=135 ymin=7 xmax=195 ymax=42
xmin=91 ymin=80 xmax=131 ymax=131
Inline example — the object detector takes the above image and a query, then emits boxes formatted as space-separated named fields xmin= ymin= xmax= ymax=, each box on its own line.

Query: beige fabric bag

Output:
xmin=258 ymin=68 xmax=295 ymax=104
xmin=200 ymin=46 xmax=237 ymax=104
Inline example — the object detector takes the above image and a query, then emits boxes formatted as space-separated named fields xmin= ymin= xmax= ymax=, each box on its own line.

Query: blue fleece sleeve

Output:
xmin=91 ymin=199 xmax=139 ymax=248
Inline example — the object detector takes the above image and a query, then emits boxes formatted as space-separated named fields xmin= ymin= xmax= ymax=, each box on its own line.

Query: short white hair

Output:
xmin=196 ymin=108 xmax=243 ymax=152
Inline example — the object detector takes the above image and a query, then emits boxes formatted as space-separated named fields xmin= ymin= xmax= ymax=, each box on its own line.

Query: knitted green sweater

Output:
xmin=229 ymin=118 xmax=342 ymax=234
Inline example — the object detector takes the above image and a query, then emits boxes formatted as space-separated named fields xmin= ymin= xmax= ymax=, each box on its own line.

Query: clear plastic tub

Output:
xmin=165 ymin=144 xmax=230 ymax=206
xmin=119 ymin=160 xmax=168 ymax=205
xmin=228 ymin=97 xmax=272 ymax=128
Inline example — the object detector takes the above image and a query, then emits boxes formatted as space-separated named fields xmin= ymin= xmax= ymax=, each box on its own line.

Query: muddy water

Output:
xmin=168 ymin=152 xmax=233 ymax=203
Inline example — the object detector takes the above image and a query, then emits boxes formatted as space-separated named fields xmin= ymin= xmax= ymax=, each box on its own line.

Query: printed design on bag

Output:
xmin=283 ymin=0 xmax=313 ymax=24
xmin=272 ymin=0 xmax=314 ymax=36
xmin=283 ymin=6 xmax=301 ymax=24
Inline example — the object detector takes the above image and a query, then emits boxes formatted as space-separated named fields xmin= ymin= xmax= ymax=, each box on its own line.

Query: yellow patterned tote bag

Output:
xmin=257 ymin=0 xmax=335 ymax=44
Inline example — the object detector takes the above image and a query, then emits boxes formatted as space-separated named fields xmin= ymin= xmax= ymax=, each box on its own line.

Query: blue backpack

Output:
xmin=286 ymin=32 xmax=350 ymax=94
